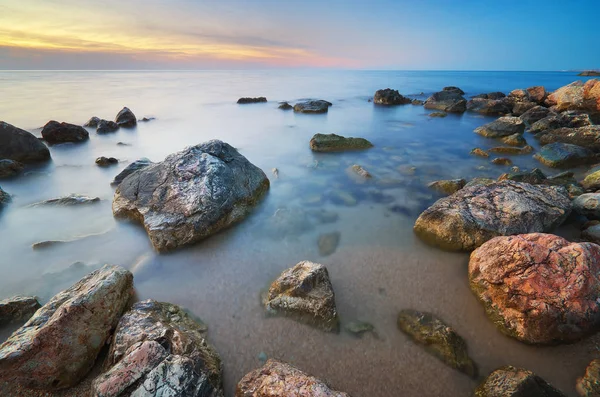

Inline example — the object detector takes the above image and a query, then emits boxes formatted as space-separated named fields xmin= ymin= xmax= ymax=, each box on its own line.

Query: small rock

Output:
xmin=293 ymin=100 xmax=332 ymax=114
xmin=329 ymin=189 xmax=358 ymax=206
xmin=349 ymin=164 xmax=372 ymax=179
xmin=501 ymin=133 xmax=528 ymax=147
xmin=429 ymin=112 xmax=447 ymax=118
xmin=411 ymin=99 xmax=424 ymax=105
xmin=318 ymin=231 xmax=341 ymax=256
xmin=310 ymin=133 xmax=373 ymax=152
xmin=264 ymin=261 xmax=339 ymax=332
xmin=491 ymin=157 xmax=512 ymax=165
xmin=424 ymin=89 xmax=467 ymax=113
xmin=475 ymin=116 xmax=525 ymax=138
xmin=0 ymin=159 xmax=24 ymax=178
xmin=373 ymin=88 xmax=411 ymax=105
xmin=583 ymin=169 xmax=600 ymax=190
xmin=582 ymin=224 xmax=600 ymax=243
xmin=0 ymin=296 xmax=40 ymax=325
xmin=397 ymin=309 xmax=477 ymax=378
xmin=96 ymin=119 xmax=119 ymax=134
xmin=488 ymin=146 xmax=533 ymax=155
xmin=345 ymin=320 xmax=375 ymax=338
xmin=573 ymin=193 xmax=600 ymax=220
xmin=84 ymin=117 xmax=100 ymax=127
xmin=271 ymin=168 xmax=279 ymax=179
xmin=428 ymin=179 xmax=465 ymax=195
xmin=237 ymin=97 xmax=267 ymax=104
xmin=257 ymin=352 xmax=267 ymax=364
xmin=96 ymin=156 xmax=119 ymax=167
xmin=115 ymin=107 xmax=136 ymax=128
xmin=307 ymin=209 xmax=339 ymax=224
xmin=278 ymin=102 xmax=293 ymax=110
xmin=498 ymin=168 xmax=546 ymax=185
xmin=475 ymin=366 xmax=566 ymax=397
xmin=470 ymin=148 xmax=489 ymax=158
xmin=138 ymin=117 xmax=155 ymax=122
xmin=30 ymin=194 xmax=100 ymax=206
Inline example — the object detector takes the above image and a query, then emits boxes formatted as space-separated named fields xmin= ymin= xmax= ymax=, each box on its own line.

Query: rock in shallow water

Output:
xmin=41 ymin=120 xmax=89 ymax=144
xmin=110 ymin=158 xmax=153 ymax=186
xmin=115 ymin=107 xmax=137 ymax=128
xmin=0 ymin=121 xmax=50 ymax=163
xmin=94 ymin=299 xmax=223 ymax=397
xmin=113 ymin=140 xmax=269 ymax=252
xmin=534 ymin=142 xmax=597 ymax=168
xmin=30 ymin=193 xmax=100 ymax=206
xmin=264 ymin=261 xmax=339 ymax=332
xmin=0 ymin=296 xmax=40 ymax=325
xmin=469 ymin=233 xmax=600 ymax=344
xmin=237 ymin=97 xmax=267 ymax=104
xmin=427 ymin=179 xmax=465 ymax=195
xmin=318 ymin=231 xmax=340 ymax=256
xmin=235 ymin=359 xmax=349 ymax=397
xmin=397 ymin=309 xmax=477 ymax=378
xmin=293 ymin=100 xmax=332 ymax=114
xmin=475 ymin=116 xmax=525 ymax=138
xmin=0 ymin=264 xmax=133 ymax=389
xmin=424 ymin=89 xmax=467 ymax=113
xmin=413 ymin=181 xmax=571 ymax=251
xmin=373 ymin=88 xmax=411 ymax=105
xmin=97 ymin=119 xmax=120 ymax=134
xmin=96 ymin=156 xmax=119 ymax=167
xmin=475 ymin=366 xmax=566 ymax=397
xmin=309 ymin=133 xmax=373 ymax=152
xmin=0 ymin=159 xmax=24 ymax=178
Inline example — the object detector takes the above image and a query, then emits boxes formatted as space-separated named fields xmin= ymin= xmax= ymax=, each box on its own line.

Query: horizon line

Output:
xmin=0 ymin=69 xmax=588 ymax=72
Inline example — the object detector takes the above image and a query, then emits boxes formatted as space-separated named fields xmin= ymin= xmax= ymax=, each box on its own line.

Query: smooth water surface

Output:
xmin=0 ymin=70 xmax=598 ymax=396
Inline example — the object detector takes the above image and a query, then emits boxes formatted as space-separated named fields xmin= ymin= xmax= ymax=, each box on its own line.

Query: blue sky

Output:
xmin=0 ymin=0 xmax=598 ymax=70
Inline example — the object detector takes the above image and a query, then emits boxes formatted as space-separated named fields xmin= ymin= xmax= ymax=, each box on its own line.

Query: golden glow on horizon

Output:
xmin=0 ymin=1 xmax=353 ymax=67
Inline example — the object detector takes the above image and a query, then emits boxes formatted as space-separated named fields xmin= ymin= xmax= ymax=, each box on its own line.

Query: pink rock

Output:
xmin=469 ymin=233 xmax=600 ymax=344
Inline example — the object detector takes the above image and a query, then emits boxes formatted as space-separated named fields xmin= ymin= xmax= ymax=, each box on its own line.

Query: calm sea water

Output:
xmin=0 ymin=70 xmax=597 ymax=396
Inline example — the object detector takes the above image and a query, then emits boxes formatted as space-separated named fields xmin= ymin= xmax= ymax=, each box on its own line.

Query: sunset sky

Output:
xmin=1 ymin=0 xmax=599 ymax=70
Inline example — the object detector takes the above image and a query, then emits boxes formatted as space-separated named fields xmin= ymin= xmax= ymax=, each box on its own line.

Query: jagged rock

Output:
xmin=512 ymin=101 xmax=537 ymax=116
xmin=470 ymin=148 xmax=489 ymax=158
xmin=475 ymin=366 xmax=566 ymax=397
xmin=41 ymin=121 xmax=89 ymax=144
xmin=318 ymin=231 xmax=340 ymax=256
xmin=96 ymin=156 xmax=119 ymax=167
xmin=534 ymin=142 xmax=597 ymax=168
xmin=529 ymin=112 xmax=592 ymax=134
xmin=424 ymin=89 xmax=467 ymax=112
xmin=237 ymin=97 xmax=267 ymax=104
xmin=93 ymin=300 xmax=223 ymax=397
xmin=546 ymin=80 xmax=600 ymax=113
xmin=115 ymin=107 xmax=137 ymax=128
xmin=0 ymin=296 xmax=40 ymax=325
xmin=428 ymin=179 xmax=465 ymax=195
xmin=0 ymin=121 xmax=50 ymax=163
xmin=373 ymin=88 xmax=411 ymax=105
xmin=501 ymin=133 xmax=528 ymax=147
xmin=0 ymin=265 xmax=133 ymax=389
xmin=508 ymin=89 xmax=529 ymax=102
xmin=84 ymin=117 xmax=101 ymax=127
xmin=466 ymin=98 xmax=512 ymax=115
xmin=519 ymin=106 xmax=552 ymax=125
xmin=264 ymin=261 xmax=339 ymax=332
xmin=110 ymin=158 xmax=153 ymax=186
xmin=235 ymin=360 xmax=348 ymax=397
xmin=577 ymin=359 xmax=600 ymax=397
xmin=293 ymin=100 xmax=332 ymax=114
xmin=475 ymin=116 xmax=525 ymax=138
xmin=30 ymin=194 xmax=100 ymax=206
xmin=491 ymin=157 xmax=512 ymax=165
xmin=527 ymin=86 xmax=548 ymax=105
xmin=537 ymin=126 xmax=600 ymax=150
xmin=278 ymin=102 xmax=292 ymax=110
xmin=309 ymin=133 xmax=373 ymax=152
xmin=573 ymin=193 xmax=600 ymax=220
xmin=113 ymin=140 xmax=269 ymax=252
xmin=0 ymin=159 xmax=24 ymax=178
xmin=413 ymin=181 xmax=571 ymax=251
xmin=469 ymin=233 xmax=600 ymax=344
xmin=488 ymin=145 xmax=533 ymax=155
xmin=583 ymin=169 xmax=600 ymax=190
xmin=397 ymin=309 xmax=477 ymax=378
xmin=97 ymin=120 xmax=120 ymax=134
xmin=498 ymin=168 xmax=546 ymax=185
xmin=0 ymin=187 xmax=10 ymax=205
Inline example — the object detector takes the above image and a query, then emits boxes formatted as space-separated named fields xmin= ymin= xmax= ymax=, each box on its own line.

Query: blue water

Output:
xmin=0 ymin=70 xmax=596 ymax=396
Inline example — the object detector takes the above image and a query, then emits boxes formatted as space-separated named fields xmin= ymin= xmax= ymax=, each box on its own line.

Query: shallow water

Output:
xmin=0 ymin=70 xmax=598 ymax=396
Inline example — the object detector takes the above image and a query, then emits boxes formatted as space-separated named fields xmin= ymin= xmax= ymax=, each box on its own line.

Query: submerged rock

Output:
xmin=84 ymin=116 xmax=101 ymax=127
xmin=345 ymin=320 xmax=375 ymax=338
xmin=469 ymin=233 xmax=600 ymax=344
xmin=348 ymin=164 xmax=372 ymax=179
xmin=0 ymin=159 xmax=24 ymax=178
xmin=0 ymin=296 xmax=40 ymax=325
xmin=238 ymin=97 xmax=267 ymax=104
xmin=309 ymin=133 xmax=373 ymax=152
xmin=470 ymin=148 xmax=489 ymax=158
xmin=534 ymin=142 xmax=597 ymax=168
xmin=428 ymin=112 xmax=448 ymax=117
xmin=110 ymin=158 xmax=153 ymax=186
xmin=0 ymin=265 xmax=133 ymax=389
xmin=293 ymin=100 xmax=332 ymax=114
xmin=501 ymin=133 xmax=528 ymax=147
xmin=475 ymin=116 xmax=525 ymax=138
xmin=96 ymin=156 xmax=119 ymax=167
xmin=577 ymin=359 xmax=600 ymax=397
xmin=428 ymin=179 xmax=465 ymax=195
xmin=278 ymin=102 xmax=293 ymax=110
xmin=491 ymin=157 xmax=512 ymax=165
xmin=424 ymin=89 xmax=467 ymax=113
xmin=488 ymin=145 xmax=533 ymax=155
xmin=235 ymin=359 xmax=349 ymax=397
xmin=264 ymin=261 xmax=339 ymax=332
xmin=94 ymin=299 xmax=223 ymax=397
xmin=413 ymin=181 xmax=571 ymax=251
xmin=318 ymin=231 xmax=340 ymax=256
xmin=30 ymin=193 xmax=100 ymax=206
xmin=573 ymin=193 xmax=600 ymax=220
xmin=115 ymin=107 xmax=136 ymax=128
xmin=41 ymin=120 xmax=89 ymax=144
xmin=475 ymin=366 xmax=566 ymax=397
xmin=537 ymin=125 xmax=600 ymax=150
xmin=0 ymin=121 xmax=50 ymax=163
xmin=397 ymin=309 xmax=477 ymax=378
xmin=96 ymin=119 xmax=120 ymax=134
xmin=373 ymin=88 xmax=411 ymax=105
xmin=113 ymin=140 xmax=269 ymax=252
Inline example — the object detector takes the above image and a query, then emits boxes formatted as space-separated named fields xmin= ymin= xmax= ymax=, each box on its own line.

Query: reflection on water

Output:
xmin=0 ymin=70 xmax=597 ymax=396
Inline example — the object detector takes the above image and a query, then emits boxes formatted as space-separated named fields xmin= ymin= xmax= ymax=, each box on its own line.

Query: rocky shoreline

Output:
xmin=1 ymin=77 xmax=600 ymax=395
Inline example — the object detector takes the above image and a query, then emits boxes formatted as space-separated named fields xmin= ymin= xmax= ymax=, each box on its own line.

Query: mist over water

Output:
xmin=0 ymin=70 xmax=596 ymax=396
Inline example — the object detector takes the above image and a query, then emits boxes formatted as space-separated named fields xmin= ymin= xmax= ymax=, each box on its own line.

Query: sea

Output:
xmin=0 ymin=70 xmax=597 ymax=396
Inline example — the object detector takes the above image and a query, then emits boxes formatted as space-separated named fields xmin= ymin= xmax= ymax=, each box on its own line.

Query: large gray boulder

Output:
xmin=475 ymin=116 xmax=525 ymax=138
xmin=41 ymin=120 xmax=89 ymax=144
xmin=424 ymin=90 xmax=467 ymax=112
xmin=93 ymin=300 xmax=223 ymax=397
xmin=0 ymin=265 xmax=133 ymax=389
xmin=113 ymin=140 xmax=269 ymax=252
xmin=413 ymin=181 xmax=571 ymax=251
xmin=0 ymin=121 xmax=50 ymax=163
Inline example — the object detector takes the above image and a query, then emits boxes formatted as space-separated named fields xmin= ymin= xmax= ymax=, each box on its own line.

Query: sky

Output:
xmin=0 ymin=0 xmax=599 ymax=70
